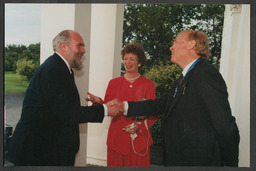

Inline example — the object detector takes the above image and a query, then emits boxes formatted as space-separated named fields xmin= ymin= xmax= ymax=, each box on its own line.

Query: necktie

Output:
xmin=178 ymin=74 xmax=183 ymax=86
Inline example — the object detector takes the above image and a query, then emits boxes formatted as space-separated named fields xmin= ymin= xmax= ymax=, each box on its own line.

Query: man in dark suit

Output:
xmin=6 ymin=30 xmax=119 ymax=166
xmin=113 ymin=30 xmax=240 ymax=166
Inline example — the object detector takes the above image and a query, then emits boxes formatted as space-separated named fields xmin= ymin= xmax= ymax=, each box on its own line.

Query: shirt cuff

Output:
xmin=103 ymin=104 xmax=108 ymax=116
xmin=123 ymin=101 xmax=128 ymax=116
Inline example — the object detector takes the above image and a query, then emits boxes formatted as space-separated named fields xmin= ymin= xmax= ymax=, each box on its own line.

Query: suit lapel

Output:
xmin=166 ymin=77 xmax=188 ymax=117
xmin=164 ymin=80 xmax=178 ymax=113
xmin=165 ymin=60 xmax=203 ymax=118
xmin=53 ymin=53 xmax=80 ymax=106
xmin=53 ymin=53 xmax=75 ymax=81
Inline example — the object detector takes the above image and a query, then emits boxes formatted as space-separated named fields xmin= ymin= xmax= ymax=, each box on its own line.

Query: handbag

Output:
xmin=131 ymin=119 xmax=150 ymax=156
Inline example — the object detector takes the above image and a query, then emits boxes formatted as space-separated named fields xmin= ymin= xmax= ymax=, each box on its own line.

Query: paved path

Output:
xmin=4 ymin=93 xmax=25 ymax=167
xmin=4 ymin=93 xmax=25 ymax=131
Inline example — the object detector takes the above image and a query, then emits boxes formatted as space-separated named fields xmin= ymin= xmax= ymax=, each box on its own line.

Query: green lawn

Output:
xmin=5 ymin=72 xmax=28 ymax=93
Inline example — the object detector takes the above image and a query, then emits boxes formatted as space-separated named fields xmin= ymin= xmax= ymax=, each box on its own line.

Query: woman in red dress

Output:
xmin=87 ymin=43 xmax=159 ymax=166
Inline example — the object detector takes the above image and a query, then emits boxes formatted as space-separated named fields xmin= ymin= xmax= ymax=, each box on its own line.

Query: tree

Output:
xmin=199 ymin=5 xmax=225 ymax=67
xmin=5 ymin=44 xmax=27 ymax=54
xmin=123 ymin=4 xmax=225 ymax=71
xmin=123 ymin=4 xmax=180 ymax=71
xmin=27 ymin=43 xmax=40 ymax=62
xmin=16 ymin=58 xmax=37 ymax=82
xmin=4 ymin=59 xmax=11 ymax=71
xmin=5 ymin=51 xmax=20 ymax=71
xmin=5 ymin=43 xmax=40 ymax=72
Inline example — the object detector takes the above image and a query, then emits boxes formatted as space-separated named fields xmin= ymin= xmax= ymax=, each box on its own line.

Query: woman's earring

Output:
xmin=138 ymin=64 xmax=141 ymax=67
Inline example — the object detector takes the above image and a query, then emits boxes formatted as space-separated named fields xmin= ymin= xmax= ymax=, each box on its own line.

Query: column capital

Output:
xmin=228 ymin=4 xmax=242 ymax=16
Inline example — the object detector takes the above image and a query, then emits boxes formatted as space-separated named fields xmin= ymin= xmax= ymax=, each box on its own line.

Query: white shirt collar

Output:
xmin=182 ymin=58 xmax=199 ymax=76
xmin=55 ymin=52 xmax=72 ymax=74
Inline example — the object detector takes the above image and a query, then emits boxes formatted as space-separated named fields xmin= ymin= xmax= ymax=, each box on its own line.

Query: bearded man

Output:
xmin=6 ymin=30 xmax=117 ymax=166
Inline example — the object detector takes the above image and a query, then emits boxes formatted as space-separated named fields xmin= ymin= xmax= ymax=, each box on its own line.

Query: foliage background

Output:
xmin=123 ymin=4 xmax=224 ymax=73
xmin=5 ymin=43 xmax=40 ymax=82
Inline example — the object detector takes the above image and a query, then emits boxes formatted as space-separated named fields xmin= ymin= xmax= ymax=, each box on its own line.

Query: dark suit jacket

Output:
xmin=127 ymin=59 xmax=240 ymax=166
xmin=7 ymin=53 xmax=105 ymax=166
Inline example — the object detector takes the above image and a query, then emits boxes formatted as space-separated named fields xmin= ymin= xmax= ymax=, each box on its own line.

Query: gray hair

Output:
xmin=52 ymin=30 xmax=73 ymax=51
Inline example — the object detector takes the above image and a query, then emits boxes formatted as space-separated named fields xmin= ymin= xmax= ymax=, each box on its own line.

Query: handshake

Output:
xmin=86 ymin=92 xmax=125 ymax=117
xmin=106 ymin=99 xmax=125 ymax=117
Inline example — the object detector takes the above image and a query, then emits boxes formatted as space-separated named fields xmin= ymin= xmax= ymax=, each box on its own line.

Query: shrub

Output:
xmin=144 ymin=63 xmax=182 ymax=97
xmin=16 ymin=58 xmax=38 ymax=82
xmin=5 ymin=60 xmax=11 ymax=71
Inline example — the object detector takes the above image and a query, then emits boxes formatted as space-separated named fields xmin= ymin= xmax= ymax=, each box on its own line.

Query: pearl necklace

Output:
xmin=124 ymin=74 xmax=141 ymax=82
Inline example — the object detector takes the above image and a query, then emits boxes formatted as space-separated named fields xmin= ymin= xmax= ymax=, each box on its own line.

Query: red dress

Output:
xmin=104 ymin=75 xmax=159 ymax=166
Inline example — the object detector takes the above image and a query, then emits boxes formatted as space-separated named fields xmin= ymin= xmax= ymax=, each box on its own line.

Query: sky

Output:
xmin=5 ymin=3 xmax=41 ymax=46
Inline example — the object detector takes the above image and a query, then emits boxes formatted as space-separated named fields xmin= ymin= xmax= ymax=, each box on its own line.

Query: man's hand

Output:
xmin=106 ymin=98 xmax=124 ymax=117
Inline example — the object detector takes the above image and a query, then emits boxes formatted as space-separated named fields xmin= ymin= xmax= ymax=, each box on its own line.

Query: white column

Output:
xmin=220 ymin=4 xmax=250 ymax=167
xmin=40 ymin=4 xmax=124 ymax=166
xmin=86 ymin=4 xmax=124 ymax=166
xmin=73 ymin=4 xmax=92 ymax=166
xmin=40 ymin=4 xmax=76 ymax=63
xmin=41 ymin=4 xmax=91 ymax=166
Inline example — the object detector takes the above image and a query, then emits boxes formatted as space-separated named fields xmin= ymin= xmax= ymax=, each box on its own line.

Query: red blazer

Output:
xmin=104 ymin=76 xmax=159 ymax=155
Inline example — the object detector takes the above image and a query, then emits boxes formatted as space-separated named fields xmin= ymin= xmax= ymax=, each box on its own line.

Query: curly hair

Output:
xmin=121 ymin=42 xmax=147 ymax=67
